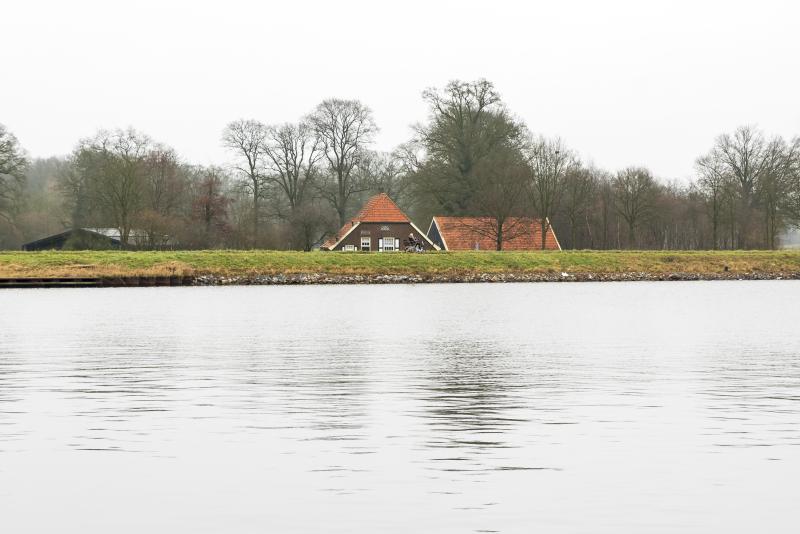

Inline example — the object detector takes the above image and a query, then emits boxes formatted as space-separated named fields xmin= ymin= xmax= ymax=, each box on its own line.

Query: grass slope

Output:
xmin=1 ymin=250 xmax=800 ymax=278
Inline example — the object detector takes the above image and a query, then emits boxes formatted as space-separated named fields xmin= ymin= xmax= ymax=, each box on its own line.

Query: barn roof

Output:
xmin=322 ymin=193 xmax=414 ymax=249
xmin=429 ymin=216 xmax=561 ymax=251
xmin=21 ymin=228 xmax=123 ymax=251
xmin=21 ymin=227 xmax=173 ymax=251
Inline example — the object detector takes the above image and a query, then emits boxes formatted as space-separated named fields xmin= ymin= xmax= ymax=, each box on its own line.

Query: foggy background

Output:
xmin=3 ymin=0 xmax=799 ymax=181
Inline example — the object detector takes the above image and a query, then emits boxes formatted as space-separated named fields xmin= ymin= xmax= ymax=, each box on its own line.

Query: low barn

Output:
xmin=427 ymin=216 xmax=561 ymax=251
xmin=21 ymin=228 xmax=172 ymax=250
xmin=22 ymin=228 xmax=126 ymax=251
xmin=322 ymin=194 xmax=439 ymax=251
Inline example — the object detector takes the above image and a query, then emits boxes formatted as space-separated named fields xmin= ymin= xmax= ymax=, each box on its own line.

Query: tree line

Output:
xmin=2 ymin=79 xmax=799 ymax=250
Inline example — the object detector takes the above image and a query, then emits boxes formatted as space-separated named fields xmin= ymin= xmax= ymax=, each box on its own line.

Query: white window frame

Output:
xmin=382 ymin=237 xmax=396 ymax=252
xmin=360 ymin=237 xmax=371 ymax=251
xmin=342 ymin=244 xmax=356 ymax=252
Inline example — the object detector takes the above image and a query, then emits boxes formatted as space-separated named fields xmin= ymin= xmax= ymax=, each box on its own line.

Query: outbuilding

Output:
xmin=22 ymin=228 xmax=126 ymax=251
xmin=21 ymin=227 xmax=170 ymax=250
xmin=427 ymin=216 xmax=561 ymax=251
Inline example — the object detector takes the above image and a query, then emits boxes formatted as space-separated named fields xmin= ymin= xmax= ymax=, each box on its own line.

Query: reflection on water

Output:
xmin=1 ymin=281 xmax=799 ymax=533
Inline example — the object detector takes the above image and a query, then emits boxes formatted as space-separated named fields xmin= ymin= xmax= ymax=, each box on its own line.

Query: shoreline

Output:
xmin=3 ymin=250 xmax=800 ymax=287
xmin=191 ymin=271 xmax=800 ymax=285
xmin=5 ymin=270 xmax=800 ymax=288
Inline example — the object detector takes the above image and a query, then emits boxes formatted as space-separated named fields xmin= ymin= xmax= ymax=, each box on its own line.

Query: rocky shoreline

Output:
xmin=3 ymin=271 xmax=798 ymax=288
xmin=191 ymin=271 xmax=800 ymax=286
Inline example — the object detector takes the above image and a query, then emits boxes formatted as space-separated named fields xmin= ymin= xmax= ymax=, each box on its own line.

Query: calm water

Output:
xmin=1 ymin=282 xmax=799 ymax=533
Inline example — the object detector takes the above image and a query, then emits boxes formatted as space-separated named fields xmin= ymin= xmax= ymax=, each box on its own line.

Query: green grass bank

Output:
xmin=1 ymin=250 xmax=800 ymax=281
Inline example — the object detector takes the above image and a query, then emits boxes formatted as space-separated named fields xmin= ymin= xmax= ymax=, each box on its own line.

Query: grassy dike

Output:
xmin=1 ymin=250 xmax=800 ymax=283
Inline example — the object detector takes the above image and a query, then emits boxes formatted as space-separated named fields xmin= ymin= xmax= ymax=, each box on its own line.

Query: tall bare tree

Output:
xmin=716 ymin=126 xmax=770 ymax=202
xmin=613 ymin=166 xmax=657 ymax=248
xmin=190 ymin=166 xmax=230 ymax=248
xmin=138 ymin=146 xmax=187 ymax=248
xmin=264 ymin=121 xmax=321 ymax=216
xmin=526 ymin=137 xmax=574 ymax=249
xmin=758 ymin=137 xmax=800 ymax=249
xmin=787 ymin=138 xmax=800 ymax=226
xmin=222 ymin=119 xmax=268 ymax=246
xmin=0 ymin=124 xmax=27 ymax=226
xmin=695 ymin=126 xmax=800 ymax=248
xmin=696 ymin=152 xmax=730 ymax=249
xmin=712 ymin=126 xmax=774 ymax=247
xmin=561 ymin=166 xmax=597 ymax=249
xmin=71 ymin=128 xmax=152 ymax=248
xmin=308 ymin=99 xmax=377 ymax=226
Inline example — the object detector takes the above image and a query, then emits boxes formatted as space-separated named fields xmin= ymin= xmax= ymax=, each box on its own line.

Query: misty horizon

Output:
xmin=4 ymin=0 xmax=799 ymax=182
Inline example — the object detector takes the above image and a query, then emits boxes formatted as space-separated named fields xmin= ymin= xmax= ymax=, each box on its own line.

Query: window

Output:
xmin=342 ymin=245 xmax=356 ymax=251
xmin=380 ymin=225 xmax=390 ymax=231
xmin=382 ymin=237 xmax=396 ymax=251
xmin=360 ymin=237 xmax=371 ymax=251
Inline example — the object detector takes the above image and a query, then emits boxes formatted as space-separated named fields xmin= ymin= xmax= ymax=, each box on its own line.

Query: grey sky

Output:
xmin=3 ymin=0 xmax=799 ymax=181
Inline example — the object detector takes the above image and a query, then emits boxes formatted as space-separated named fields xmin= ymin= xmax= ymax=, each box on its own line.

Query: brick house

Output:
xmin=322 ymin=194 xmax=439 ymax=251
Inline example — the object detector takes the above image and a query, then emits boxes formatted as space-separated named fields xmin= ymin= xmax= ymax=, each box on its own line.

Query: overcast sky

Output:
xmin=3 ymin=0 xmax=799 ymax=181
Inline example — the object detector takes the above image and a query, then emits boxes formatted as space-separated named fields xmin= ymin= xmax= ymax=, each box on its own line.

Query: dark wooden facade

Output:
xmin=322 ymin=193 xmax=439 ymax=251
xmin=330 ymin=222 xmax=436 ymax=252
xmin=427 ymin=220 xmax=445 ymax=251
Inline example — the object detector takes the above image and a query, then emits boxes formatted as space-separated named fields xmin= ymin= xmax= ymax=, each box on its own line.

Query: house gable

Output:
xmin=427 ymin=217 xmax=448 ymax=250
xmin=323 ymin=193 xmax=439 ymax=251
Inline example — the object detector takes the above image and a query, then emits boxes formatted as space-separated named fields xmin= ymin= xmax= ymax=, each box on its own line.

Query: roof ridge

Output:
xmin=354 ymin=193 xmax=409 ymax=223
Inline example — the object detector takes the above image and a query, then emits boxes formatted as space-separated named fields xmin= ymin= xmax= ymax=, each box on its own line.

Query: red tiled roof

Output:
xmin=354 ymin=193 xmax=410 ymax=223
xmin=431 ymin=216 xmax=561 ymax=251
xmin=322 ymin=194 xmax=411 ymax=249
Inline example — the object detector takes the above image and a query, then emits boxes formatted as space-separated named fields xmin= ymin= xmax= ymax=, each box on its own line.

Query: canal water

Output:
xmin=1 ymin=282 xmax=799 ymax=533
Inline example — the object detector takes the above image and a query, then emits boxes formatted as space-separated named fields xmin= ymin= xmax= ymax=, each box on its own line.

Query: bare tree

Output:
xmin=613 ymin=166 xmax=657 ymax=248
xmin=597 ymin=176 xmax=615 ymax=249
xmin=713 ymin=126 xmax=774 ymax=247
xmin=190 ymin=166 xmax=231 ymax=248
xmin=460 ymin=147 xmax=530 ymax=250
xmin=413 ymin=79 xmax=524 ymax=213
xmin=526 ymin=137 xmax=574 ymax=249
xmin=138 ymin=146 xmax=186 ymax=248
xmin=758 ymin=137 xmax=799 ymax=249
xmin=787 ymin=138 xmax=800 ymax=227
xmin=696 ymin=126 xmax=800 ymax=248
xmin=695 ymin=152 xmax=730 ymax=249
xmin=72 ymin=128 xmax=152 ymax=248
xmin=308 ymin=99 xmax=377 ymax=226
xmin=716 ymin=126 xmax=771 ymax=202
xmin=0 ymin=124 xmax=27 ymax=225
xmin=264 ymin=121 xmax=321 ymax=216
xmin=561 ymin=166 xmax=597 ymax=249
xmin=222 ymin=119 xmax=268 ymax=247
xmin=359 ymin=151 xmax=412 ymax=203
